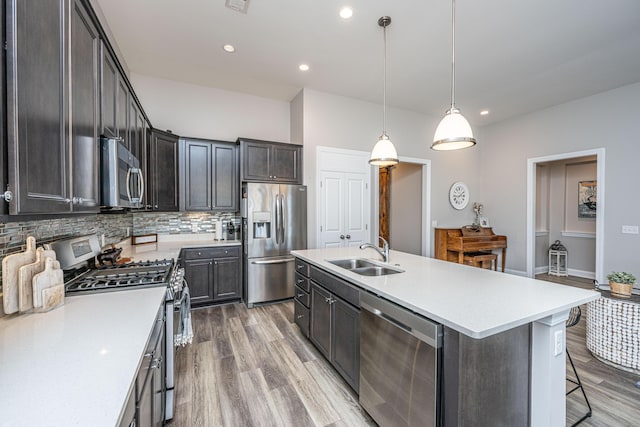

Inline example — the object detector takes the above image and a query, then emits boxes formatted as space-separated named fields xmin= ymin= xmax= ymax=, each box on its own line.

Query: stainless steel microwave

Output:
xmin=100 ymin=137 xmax=144 ymax=208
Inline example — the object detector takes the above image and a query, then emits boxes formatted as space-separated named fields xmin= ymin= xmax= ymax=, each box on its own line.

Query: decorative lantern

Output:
xmin=548 ymin=240 xmax=568 ymax=276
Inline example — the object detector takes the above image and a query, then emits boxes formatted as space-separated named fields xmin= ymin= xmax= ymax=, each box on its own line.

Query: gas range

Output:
xmin=65 ymin=259 xmax=176 ymax=295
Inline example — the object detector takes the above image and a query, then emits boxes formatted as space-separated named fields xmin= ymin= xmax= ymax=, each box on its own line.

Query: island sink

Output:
xmin=327 ymin=258 xmax=403 ymax=276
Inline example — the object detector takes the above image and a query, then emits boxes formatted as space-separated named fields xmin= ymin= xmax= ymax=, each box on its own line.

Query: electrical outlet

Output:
xmin=554 ymin=330 xmax=563 ymax=356
xmin=622 ymin=225 xmax=639 ymax=234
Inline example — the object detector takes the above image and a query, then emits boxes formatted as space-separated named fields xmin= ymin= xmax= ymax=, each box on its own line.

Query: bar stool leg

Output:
xmin=566 ymin=348 xmax=592 ymax=426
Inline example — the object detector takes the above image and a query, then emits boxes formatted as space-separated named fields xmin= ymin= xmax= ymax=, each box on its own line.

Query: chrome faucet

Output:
xmin=360 ymin=236 xmax=390 ymax=263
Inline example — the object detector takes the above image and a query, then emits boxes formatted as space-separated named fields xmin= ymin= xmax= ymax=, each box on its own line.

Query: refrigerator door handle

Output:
xmin=251 ymin=257 xmax=295 ymax=265
xmin=274 ymin=194 xmax=281 ymax=244
xmin=278 ymin=193 xmax=285 ymax=244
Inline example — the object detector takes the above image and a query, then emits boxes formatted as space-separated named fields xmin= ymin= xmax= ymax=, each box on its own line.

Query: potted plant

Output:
xmin=606 ymin=271 xmax=636 ymax=297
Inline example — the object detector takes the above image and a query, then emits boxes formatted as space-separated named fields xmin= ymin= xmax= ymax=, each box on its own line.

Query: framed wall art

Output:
xmin=578 ymin=180 xmax=597 ymax=219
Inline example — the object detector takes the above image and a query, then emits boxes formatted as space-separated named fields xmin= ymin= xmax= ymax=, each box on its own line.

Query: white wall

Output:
xmin=130 ymin=74 xmax=290 ymax=142
xmin=390 ymin=162 xmax=423 ymax=255
xmin=300 ymin=88 xmax=479 ymax=249
xmin=479 ymin=82 xmax=640 ymax=278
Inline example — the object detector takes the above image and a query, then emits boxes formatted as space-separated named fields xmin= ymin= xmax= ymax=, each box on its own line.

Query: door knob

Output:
xmin=340 ymin=235 xmax=345 ymax=240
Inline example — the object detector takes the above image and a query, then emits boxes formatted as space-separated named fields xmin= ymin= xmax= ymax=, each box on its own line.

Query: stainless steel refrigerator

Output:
xmin=242 ymin=182 xmax=307 ymax=307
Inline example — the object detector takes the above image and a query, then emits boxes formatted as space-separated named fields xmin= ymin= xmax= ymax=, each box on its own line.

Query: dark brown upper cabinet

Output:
xmin=100 ymin=41 xmax=118 ymax=139
xmin=148 ymin=129 xmax=179 ymax=211
xmin=70 ymin=0 xmax=101 ymax=212
xmin=179 ymin=138 xmax=238 ymax=212
xmin=6 ymin=0 xmax=151 ymax=215
xmin=6 ymin=0 xmax=99 ymax=214
xmin=238 ymin=138 xmax=302 ymax=184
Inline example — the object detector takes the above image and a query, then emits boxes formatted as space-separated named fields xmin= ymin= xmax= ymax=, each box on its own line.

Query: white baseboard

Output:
xmin=535 ymin=266 xmax=549 ymax=275
xmin=568 ymin=268 xmax=596 ymax=280
xmin=533 ymin=266 xmax=595 ymax=280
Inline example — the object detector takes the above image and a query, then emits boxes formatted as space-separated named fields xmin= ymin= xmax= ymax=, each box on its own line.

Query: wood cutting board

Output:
xmin=32 ymin=257 xmax=64 ymax=310
xmin=2 ymin=236 xmax=37 ymax=314
xmin=18 ymin=247 xmax=57 ymax=313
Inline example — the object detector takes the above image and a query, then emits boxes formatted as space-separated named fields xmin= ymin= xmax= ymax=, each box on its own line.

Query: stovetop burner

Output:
xmin=65 ymin=259 xmax=174 ymax=295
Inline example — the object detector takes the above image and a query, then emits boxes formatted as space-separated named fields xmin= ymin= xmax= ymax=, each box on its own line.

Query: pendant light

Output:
xmin=369 ymin=16 xmax=399 ymax=166
xmin=431 ymin=0 xmax=476 ymax=151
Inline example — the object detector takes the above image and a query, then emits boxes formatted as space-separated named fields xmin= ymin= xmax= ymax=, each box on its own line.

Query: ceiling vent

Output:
xmin=225 ymin=0 xmax=250 ymax=14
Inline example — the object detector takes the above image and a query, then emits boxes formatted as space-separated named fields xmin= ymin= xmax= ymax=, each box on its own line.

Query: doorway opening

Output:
xmin=526 ymin=148 xmax=605 ymax=284
xmin=374 ymin=157 xmax=431 ymax=257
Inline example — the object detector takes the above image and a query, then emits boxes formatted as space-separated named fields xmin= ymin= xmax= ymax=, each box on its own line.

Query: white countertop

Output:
xmin=0 ymin=286 xmax=167 ymax=427
xmin=292 ymin=247 xmax=600 ymax=339
xmin=118 ymin=233 xmax=241 ymax=262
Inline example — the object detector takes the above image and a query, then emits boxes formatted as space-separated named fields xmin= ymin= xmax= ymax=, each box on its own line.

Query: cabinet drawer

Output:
xmin=183 ymin=246 xmax=240 ymax=260
xmin=294 ymin=258 xmax=310 ymax=277
xmin=310 ymin=266 xmax=360 ymax=308
xmin=294 ymin=272 xmax=310 ymax=292
xmin=295 ymin=284 xmax=310 ymax=308
xmin=294 ymin=299 xmax=309 ymax=338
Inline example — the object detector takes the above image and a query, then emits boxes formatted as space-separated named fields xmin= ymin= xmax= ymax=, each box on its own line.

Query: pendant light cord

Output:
xmin=450 ymin=0 xmax=456 ymax=109
xmin=383 ymin=21 xmax=387 ymax=134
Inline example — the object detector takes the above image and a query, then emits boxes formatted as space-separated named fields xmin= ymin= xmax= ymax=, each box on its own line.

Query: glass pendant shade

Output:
xmin=369 ymin=133 xmax=398 ymax=166
xmin=432 ymin=107 xmax=476 ymax=150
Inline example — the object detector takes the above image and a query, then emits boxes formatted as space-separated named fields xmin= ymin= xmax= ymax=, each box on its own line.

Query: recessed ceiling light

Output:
xmin=339 ymin=7 xmax=353 ymax=19
xmin=223 ymin=44 xmax=236 ymax=53
xmin=299 ymin=64 xmax=310 ymax=71
xmin=480 ymin=110 xmax=490 ymax=116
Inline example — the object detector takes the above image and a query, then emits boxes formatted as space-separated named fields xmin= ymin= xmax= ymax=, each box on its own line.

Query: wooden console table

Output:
xmin=434 ymin=227 xmax=507 ymax=272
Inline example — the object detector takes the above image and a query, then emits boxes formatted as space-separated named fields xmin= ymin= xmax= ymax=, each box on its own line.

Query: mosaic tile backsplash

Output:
xmin=0 ymin=211 xmax=240 ymax=291
xmin=132 ymin=212 xmax=240 ymax=236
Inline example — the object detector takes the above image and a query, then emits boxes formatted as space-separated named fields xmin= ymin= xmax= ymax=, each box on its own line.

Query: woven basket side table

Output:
xmin=586 ymin=294 xmax=640 ymax=373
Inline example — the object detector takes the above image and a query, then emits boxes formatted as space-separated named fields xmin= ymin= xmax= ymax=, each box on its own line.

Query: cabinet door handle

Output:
xmin=296 ymin=314 xmax=304 ymax=320
xmin=297 ymin=293 xmax=304 ymax=298
xmin=340 ymin=235 xmax=345 ymax=240
xmin=346 ymin=235 xmax=351 ymax=239
xmin=296 ymin=279 xmax=304 ymax=284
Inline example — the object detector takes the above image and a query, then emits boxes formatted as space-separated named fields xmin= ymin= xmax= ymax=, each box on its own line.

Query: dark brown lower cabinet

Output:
xmin=182 ymin=247 xmax=241 ymax=306
xmin=183 ymin=258 xmax=214 ymax=306
xmin=309 ymin=281 xmax=360 ymax=393
xmin=213 ymin=257 xmax=241 ymax=301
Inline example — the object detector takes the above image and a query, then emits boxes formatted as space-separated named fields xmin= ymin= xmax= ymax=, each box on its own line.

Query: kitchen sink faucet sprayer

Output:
xmin=360 ymin=236 xmax=390 ymax=263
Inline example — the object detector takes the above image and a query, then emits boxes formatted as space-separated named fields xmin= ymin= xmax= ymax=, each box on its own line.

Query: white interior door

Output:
xmin=319 ymin=171 xmax=369 ymax=248
xmin=344 ymin=173 xmax=368 ymax=247
xmin=317 ymin=147 xmax=372 ymax=249
xmin=319 ymin=171 xmax=345 ymax=248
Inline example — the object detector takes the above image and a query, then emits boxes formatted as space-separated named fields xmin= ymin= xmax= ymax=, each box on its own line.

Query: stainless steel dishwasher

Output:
xmin=359 ymin=292 xmax=443 ymax=427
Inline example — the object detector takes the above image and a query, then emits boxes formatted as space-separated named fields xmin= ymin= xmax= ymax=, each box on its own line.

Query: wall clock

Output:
xmin=449 ymin=181 xmax=469 ymax=210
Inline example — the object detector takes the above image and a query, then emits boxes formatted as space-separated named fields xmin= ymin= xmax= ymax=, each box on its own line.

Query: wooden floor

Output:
xmin=537 ymin=274 xmax=640 ymax=426
xmin=167 ymin=302 xmax=374 ymax=427
xmin=169 ymin=278 xmax=640 ymax=426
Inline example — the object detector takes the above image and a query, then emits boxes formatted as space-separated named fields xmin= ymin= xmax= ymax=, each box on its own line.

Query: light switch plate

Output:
xmin=622 ymin=225 xmax=639 ymax=234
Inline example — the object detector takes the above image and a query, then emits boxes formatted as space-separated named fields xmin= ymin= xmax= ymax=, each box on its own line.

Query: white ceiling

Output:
xmin=95 ymin=0 xmax=640 ymax=125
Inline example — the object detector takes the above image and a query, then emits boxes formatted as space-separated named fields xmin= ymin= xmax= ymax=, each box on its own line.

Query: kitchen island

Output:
xmin=292 ymin=247 xmax=600 ymax=427
xmin=0 ymin=287 xmax=166 ymax=427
